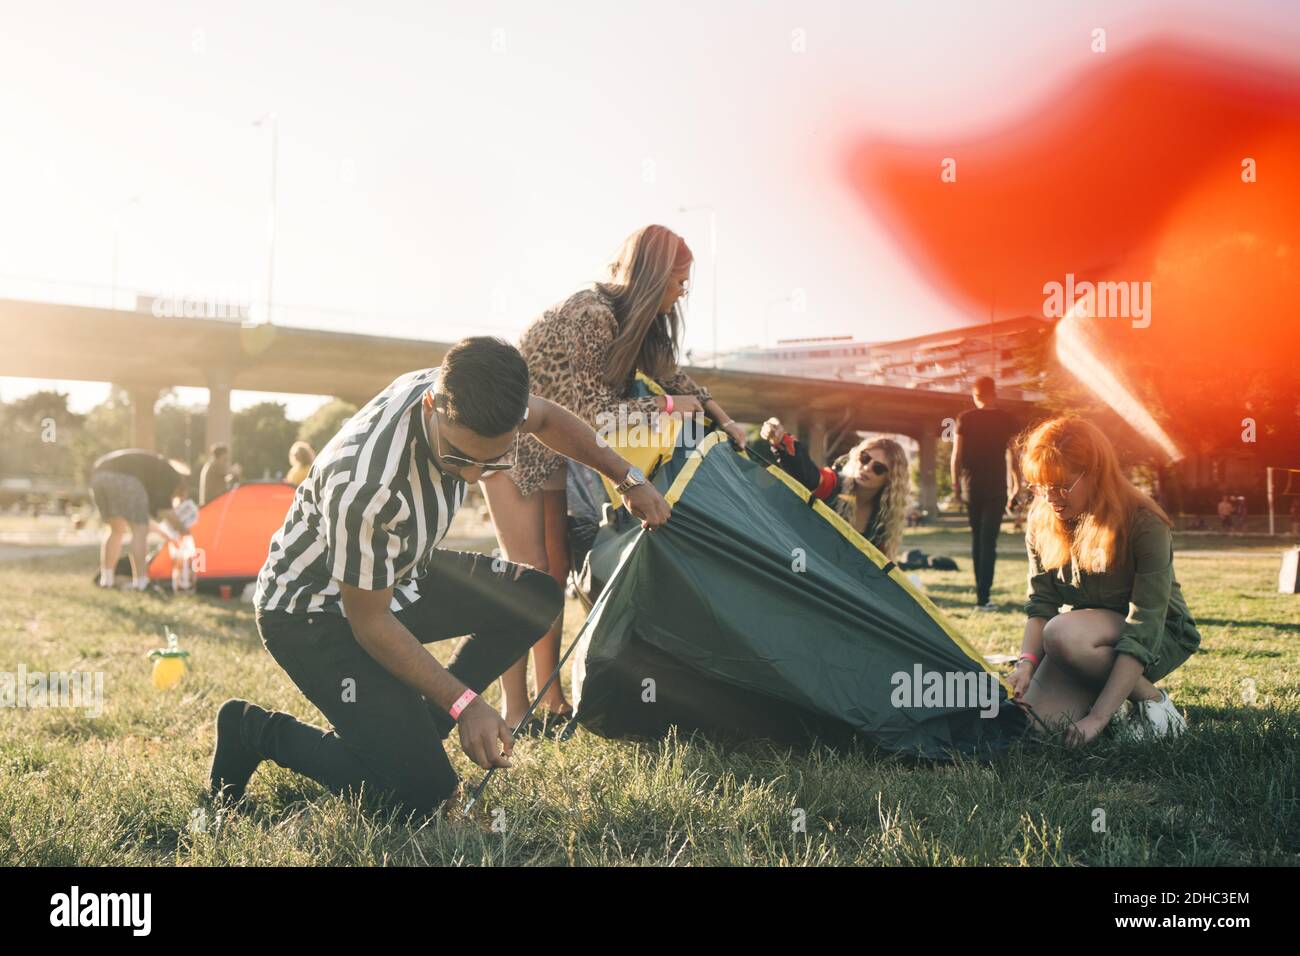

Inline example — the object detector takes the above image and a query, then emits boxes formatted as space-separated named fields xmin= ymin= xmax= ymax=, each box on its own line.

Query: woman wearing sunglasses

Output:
xmin=1010 ymin=416 xmax=1200 ymax=746
xmin=482 ymin=224 xmax=745 ymax=731
xmin=759 ymin=418 xmax=910 ymax=562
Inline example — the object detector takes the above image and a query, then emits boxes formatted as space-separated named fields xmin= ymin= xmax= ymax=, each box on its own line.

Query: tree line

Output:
xmin=0 ymin=389 xmax=358 ymax=493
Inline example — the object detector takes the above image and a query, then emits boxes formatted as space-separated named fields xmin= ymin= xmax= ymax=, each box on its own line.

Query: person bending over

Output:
xmin=487 ymin=224 xmax=745 ymax=729
xmin=760 ymin=418 xmax=909 ymax=562
xmin=89 ymin=449 xmax=193 ymax=590
xmin=1008 ymin=417 xmax=1200 ymax=745
xmin=210 ymin=336 xmax=671 ymax=816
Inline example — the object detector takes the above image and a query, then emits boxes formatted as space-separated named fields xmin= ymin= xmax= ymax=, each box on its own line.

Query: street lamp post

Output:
xmin=253 ymin=112 xmax=279 ymax=325
xmin=678 ymin=204 xmax=717 ymax=367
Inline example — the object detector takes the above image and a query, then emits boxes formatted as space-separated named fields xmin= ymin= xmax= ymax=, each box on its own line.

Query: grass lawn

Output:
xmin=1 ymin=527 xmax=1296 ymax=866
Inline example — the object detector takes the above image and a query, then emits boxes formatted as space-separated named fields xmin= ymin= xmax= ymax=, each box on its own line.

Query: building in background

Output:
xmin=709 ymin=315 xmax=1289 ymax=528
xmin=713 ymin=316 xmax=1053 ymax=400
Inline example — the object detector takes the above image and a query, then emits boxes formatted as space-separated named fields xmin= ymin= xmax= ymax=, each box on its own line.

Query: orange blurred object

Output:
xmin=148 ymin=482 xmax=295 ymax=591
xmin=845 ymin=44 xmax=1300 ymax=461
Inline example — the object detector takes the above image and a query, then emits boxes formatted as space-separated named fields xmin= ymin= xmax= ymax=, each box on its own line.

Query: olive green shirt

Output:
xmin=1025 ymin=507 xmax=1201 ymax=672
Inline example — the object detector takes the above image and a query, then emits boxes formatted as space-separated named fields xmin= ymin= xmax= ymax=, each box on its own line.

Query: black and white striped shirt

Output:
xmin=254 ymin=368 xmax=466 ymax=616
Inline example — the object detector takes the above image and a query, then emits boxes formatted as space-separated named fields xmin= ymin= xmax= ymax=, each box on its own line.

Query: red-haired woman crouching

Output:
xmin=1009 ymin=417 xmax=1201 ymax=746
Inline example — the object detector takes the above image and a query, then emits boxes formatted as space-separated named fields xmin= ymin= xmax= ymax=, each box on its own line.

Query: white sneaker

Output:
xmin=1132 ymin=690 xmax=1187 ymax=739
xmin=975 ymin=603 xmax=998 ymax=612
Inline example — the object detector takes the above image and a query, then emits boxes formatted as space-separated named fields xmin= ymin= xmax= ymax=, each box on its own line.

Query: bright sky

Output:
xmin=1 ymin=0 xmax=1296 ymax=417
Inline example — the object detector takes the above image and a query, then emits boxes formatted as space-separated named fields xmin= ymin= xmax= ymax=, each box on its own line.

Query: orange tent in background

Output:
xmin=843 ymin=43 xmax=1300 ymax=463
xmin=149 ymin=482 xmax=295 ymax=591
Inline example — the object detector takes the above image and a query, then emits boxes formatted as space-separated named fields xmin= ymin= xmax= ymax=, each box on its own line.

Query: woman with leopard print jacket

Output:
xmin=482 ymin=224 xmax=745 ymax=729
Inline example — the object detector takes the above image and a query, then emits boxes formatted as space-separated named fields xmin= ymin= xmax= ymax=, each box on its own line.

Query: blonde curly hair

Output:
xmin=834 ymin=436 xmax=910 ymax=561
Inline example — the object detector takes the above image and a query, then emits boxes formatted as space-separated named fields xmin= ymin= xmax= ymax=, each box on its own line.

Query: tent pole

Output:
xmin=462 ymin=547 xmax=637 ymax=814
xmin=468 ymin=423 xmax=730 ymax=811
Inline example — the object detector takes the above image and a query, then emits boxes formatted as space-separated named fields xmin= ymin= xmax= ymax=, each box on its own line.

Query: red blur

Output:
xmin=843 ymin=43 xmax=1300 ymax=460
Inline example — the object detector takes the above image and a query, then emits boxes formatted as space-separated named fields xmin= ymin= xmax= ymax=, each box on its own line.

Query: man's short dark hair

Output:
xmin=210 ymin=443 xmax=229 ymax=458
xmin=439 ymin=336 xmax=530 ymax=437
xmin=974 ymin=376 xmax=997 ymax=397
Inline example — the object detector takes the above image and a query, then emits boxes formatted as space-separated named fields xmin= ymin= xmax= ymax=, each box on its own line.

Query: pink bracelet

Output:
xmin=1018 ymin=652 xmax=1040 ymax=667
xmin=664 ymin=395 xmax=674 ymax=414
xmin=449 ymin=688 xmax=478 ymax=721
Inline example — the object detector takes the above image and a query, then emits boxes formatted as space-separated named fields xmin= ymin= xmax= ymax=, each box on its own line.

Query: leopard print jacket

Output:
xmin=509 ymin=287 xmax=712 ymax=496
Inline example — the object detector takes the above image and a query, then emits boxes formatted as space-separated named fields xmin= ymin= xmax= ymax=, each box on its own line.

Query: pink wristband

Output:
xmin=664 ymin=395 xmax=674 ymax=414
xmin=449 ymin=688 xmax=477 ymax=721
xmin=1018 ymin=652 xmax=1040 ymax=667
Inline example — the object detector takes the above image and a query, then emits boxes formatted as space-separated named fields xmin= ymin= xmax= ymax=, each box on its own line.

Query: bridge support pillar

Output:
xmin=128 ymin=386 xmax=158 ymax=451
xmin=916 ymin=428 xmax=938 ymax=517
xmin=205 ymin=369 xmax=233 ymax=456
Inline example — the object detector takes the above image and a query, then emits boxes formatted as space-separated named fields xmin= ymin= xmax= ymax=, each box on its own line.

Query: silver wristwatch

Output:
xmin=615 ymin=465 xmax=646 ymax=495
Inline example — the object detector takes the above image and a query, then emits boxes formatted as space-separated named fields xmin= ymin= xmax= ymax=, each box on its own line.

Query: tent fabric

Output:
xmin=148 ymin=481 xmax=295 ymax=591
xmin=595 ymin=370 xmax=694 ymax=509
xmin=567 ymin=371 xmax=699 ymax=586
xmin=571 ymin=430 xmax=1027 ymax=758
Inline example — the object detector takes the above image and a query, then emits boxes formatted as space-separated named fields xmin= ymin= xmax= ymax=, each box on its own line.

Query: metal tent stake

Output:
xmin=461 ymin=582 xmax=609 ymax=816
xmin=464 ymin=420 xmax=726 ymax=815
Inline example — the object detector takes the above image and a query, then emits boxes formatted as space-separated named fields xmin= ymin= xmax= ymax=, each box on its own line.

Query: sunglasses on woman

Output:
xmin=1030 ymin=471 xmax=1085 ymax=499
xmin=858 ymin=456 xmax=889 ymax=477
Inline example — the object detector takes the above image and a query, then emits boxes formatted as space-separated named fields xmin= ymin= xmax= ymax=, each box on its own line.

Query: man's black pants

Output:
xmin=251 ymin=549 xmax=563 ymax=816
xmin=967 ymin=493 xmax=1007 ymax=606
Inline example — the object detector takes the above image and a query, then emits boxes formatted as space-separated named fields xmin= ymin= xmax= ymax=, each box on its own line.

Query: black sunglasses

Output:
xmin=431 ymin=395 xmax=516 ymax=474
xmin=859 ymin=456 xmax=889 ymax=477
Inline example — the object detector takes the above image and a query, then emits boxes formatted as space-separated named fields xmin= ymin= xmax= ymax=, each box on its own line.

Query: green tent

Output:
xmin=570 ymin=428 xmax=1027 ymax=758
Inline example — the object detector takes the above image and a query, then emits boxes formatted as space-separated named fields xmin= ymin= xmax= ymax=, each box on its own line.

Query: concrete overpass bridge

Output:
xmin=0 ymin=298 xmax=1041 ymax=513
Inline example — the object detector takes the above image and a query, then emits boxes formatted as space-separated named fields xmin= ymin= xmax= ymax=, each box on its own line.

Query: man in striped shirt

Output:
xmin=209 ymin=336 xmax=671 ymax=815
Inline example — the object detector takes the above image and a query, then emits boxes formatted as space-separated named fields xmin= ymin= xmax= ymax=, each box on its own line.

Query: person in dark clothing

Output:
xmin=199 ymin=443 xmax=229 ymax=505
xmin=951 ymin=377 xmax=1022 ymax=610
xmin=90 ymin=449 xmax=194 ymax=590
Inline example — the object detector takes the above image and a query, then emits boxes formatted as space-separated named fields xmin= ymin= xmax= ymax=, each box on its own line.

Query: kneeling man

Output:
xmin=210 ymin=336 xmax=670 ymax=814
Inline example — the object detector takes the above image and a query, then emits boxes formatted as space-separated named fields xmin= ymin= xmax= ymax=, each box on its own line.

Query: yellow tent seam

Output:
xmin=665 ymin=430 xmax=728 ymax=506
xmin=656 ymin=430 xmax=1011 ymax=695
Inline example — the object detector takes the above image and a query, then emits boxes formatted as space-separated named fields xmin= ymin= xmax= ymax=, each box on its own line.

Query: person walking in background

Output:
xmin=90 ymin=449 xmax=195 ymax=590
xmin=1008 ymin=417 xmax=1199 ymax=745
xmin=484 ymin=224 xmax=745 ymax=731
xmin=199 ymin=443 xmax=229 ymax=505
xmin=951 ymin=376 xmax=1021 ymax=610
xmin=284 ymin=441 xmax=316 ymax=485
xmin=760 ymin=418 xmax=910 ymax=562
xmin=1217 ymin=493 xmax=1234 ymax=532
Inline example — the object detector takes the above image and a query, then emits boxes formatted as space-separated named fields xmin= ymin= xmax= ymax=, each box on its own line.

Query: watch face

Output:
xmin=628 ymin=467 xmax=645 ymax=483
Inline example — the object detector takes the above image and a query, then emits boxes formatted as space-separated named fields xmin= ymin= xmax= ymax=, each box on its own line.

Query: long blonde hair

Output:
xmin=289 ymin=441 xmax=315 ymax=467
xmin=1021 ymin=417 xmax=1169 ymax=573
xmin=835 ymin=436 xmax=909 ymax=561
xmin=596 ymin=225 xmax=693 ymax=387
